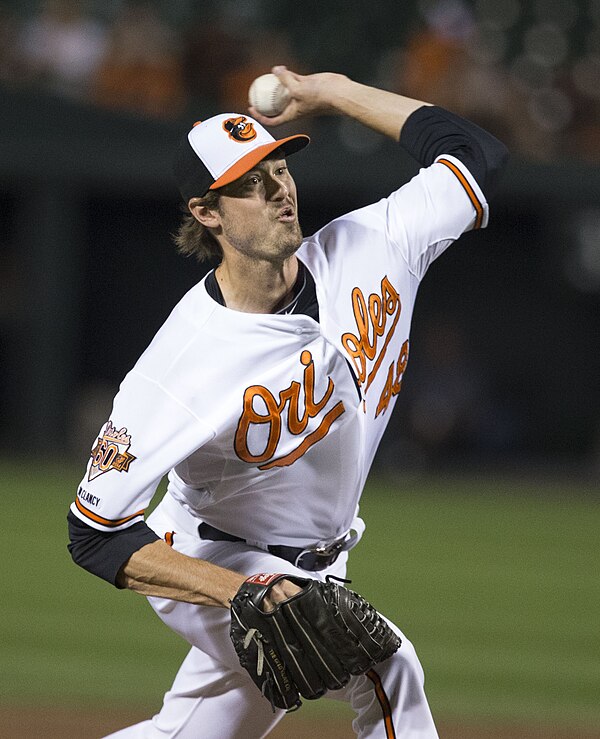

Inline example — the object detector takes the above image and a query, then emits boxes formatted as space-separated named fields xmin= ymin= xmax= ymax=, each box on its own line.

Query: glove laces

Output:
xmin=243 ymin=628 xmax=265 ymax=676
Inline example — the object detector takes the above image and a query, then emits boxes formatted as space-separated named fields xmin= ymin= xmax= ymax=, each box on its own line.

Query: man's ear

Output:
xmin=188 ymin=198 xmax=221 ymax=229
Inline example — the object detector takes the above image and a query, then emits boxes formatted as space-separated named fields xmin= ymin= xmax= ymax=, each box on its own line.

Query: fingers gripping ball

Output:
xmin=248 ymin=73 xmax=291 ymax=117
xmin=229 ymin=573 xmax=402 ymax=711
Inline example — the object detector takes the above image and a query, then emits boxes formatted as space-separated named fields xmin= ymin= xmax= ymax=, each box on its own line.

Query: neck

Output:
xmin=215 ymin=255 xmax=299 ymax=314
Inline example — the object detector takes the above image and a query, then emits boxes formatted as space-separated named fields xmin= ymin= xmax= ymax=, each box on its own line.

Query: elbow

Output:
xmin=491 ymin=139 xmax=510 ymax=177
xmin=66 ymin=510 xmax=88 ymax=570
xmin=66 ymin=508 xmax=100 ymax=575
xmin=481 ymin=139 xmax=510 ymax=200
xmin=67 ymin=509 xmax=78 ymax=563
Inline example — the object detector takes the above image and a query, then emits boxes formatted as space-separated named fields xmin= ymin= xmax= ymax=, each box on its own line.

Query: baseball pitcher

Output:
xmin=68 ymin=66 xmax=508 ymax=737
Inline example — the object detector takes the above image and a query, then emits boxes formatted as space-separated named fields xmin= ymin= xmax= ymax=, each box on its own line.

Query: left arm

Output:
xmin=249 ymin=68 xmax=430 ymax=142
xmin=250 ymin=67 xmax=509 ymax=199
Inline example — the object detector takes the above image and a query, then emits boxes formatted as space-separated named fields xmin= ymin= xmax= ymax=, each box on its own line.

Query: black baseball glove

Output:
xmin=229 ymin=573 xmax=401 ymax=711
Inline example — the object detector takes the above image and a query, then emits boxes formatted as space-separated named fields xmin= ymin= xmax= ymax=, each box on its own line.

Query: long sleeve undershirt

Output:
xmin=399 ymin=105 xmax=509 ymax=199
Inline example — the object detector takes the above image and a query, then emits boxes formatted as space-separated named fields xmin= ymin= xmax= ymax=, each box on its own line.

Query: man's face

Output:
xmin=215 ymin=154 xmax=302 ymax=264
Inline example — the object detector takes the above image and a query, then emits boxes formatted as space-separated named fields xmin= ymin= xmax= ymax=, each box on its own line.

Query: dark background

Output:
xmin=0 ymin=0 xmax=598 ymax=475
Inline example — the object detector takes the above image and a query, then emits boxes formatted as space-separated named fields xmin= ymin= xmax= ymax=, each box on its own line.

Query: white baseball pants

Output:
xmin=103 ymin=495 xmax=439 ymax=738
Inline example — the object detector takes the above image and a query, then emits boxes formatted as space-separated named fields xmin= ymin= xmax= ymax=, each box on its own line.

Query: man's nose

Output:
xmin=267 ymin=177 xmax=289 ymax=200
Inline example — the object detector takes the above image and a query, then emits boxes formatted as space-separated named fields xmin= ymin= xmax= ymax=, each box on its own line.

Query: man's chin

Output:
xmin=287 ymin=236 xmax=304 ymax=258
xmin=280 ymin=224 xmax=303 ymax=255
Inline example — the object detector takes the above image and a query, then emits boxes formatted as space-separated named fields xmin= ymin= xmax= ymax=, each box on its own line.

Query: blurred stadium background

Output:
xmin=1 ymin=0 xmax=599 ymax=737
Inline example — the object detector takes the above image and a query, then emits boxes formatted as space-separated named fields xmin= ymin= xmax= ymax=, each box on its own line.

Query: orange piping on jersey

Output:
xmin=437 ymin=158 xmax=484 ymax=230
xmin=165 ymin=531 xmax=175 ymax=547
xmin=75 ymin=496 xmax=144 ymax=528
xmin=258 ymin=401 xmax=345 ymax=470
xmin=366 ymin=669 xmax=396 ymax=738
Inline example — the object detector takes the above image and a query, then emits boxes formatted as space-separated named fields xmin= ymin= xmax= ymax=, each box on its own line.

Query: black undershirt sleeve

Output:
xmin=67 ymin=509 xmax=160 ymax=587
xmin=400 ymin=105 xmax=509 ymax=199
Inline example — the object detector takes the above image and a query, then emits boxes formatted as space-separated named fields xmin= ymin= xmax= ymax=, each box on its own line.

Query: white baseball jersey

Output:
xmin=71 ymin=154 xmax=487 ymax=549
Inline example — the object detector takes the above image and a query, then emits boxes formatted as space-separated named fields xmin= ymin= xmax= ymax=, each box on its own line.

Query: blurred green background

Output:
xmin=2 ymin=462 xmax=599 ymax=735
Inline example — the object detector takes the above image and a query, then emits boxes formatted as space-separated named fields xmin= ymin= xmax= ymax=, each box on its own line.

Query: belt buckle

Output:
xmin=295 ymin=537 xmax=345 ymax=572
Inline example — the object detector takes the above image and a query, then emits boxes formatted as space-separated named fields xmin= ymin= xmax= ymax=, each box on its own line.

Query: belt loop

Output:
xmin=244 ymin=538 xmax=271 ymax=554
xmin=342 ymin=517 xmax=366 ymax=552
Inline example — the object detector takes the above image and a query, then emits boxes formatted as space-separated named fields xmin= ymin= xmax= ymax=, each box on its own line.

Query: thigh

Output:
xmin=104 ymin=646 xmax=285 ymax=739
xmin=146 ymin=496 xmax=348 ymax=675
xmin=325 ymin=626 xmax=439 ymax=739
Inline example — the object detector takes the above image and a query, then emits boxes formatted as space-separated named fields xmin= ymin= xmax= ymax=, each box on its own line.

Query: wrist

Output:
xmin=326 ymin=75 xmax=362 ymax=115
xmin=325 ymin=78 xmax=432 ymax=141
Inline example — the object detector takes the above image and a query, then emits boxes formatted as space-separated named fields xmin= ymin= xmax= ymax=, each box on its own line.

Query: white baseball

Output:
xmin=248 ymin=74 xmax=291 ymax=117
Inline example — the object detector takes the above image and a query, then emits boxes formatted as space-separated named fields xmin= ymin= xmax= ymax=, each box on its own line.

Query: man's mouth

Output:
xmin=277 ymin=205 xmax=296 ymax=223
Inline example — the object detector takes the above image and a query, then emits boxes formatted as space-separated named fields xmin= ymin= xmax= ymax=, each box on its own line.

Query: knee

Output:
xmin=399 ymin=636 xmax=425 ymax=683
xmin=374 ymin=634 xmax=426 ymax=690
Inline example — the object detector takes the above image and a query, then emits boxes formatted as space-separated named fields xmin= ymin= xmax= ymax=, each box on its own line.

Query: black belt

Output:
xmin=198 ymin=522 xmax=344 ymax=572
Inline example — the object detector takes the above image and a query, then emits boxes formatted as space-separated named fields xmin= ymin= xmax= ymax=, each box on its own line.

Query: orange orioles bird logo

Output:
xmin=223 ymin=116 xmax=257 ymax=142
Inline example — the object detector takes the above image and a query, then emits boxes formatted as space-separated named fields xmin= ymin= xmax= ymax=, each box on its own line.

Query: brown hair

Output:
xmin=172 ymin=190 xmax=222 ymax=264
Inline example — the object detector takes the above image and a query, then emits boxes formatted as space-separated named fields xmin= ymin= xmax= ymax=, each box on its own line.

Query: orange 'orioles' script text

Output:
xmin=235 ymin=351 xmax=345 ymax=469
xmin=342 ymin=276 xmax=409 ymax=417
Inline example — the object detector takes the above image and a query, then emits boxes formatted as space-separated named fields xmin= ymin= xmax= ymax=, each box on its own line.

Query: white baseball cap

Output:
xmin=173 ymin=113 xmax=309 ymax=202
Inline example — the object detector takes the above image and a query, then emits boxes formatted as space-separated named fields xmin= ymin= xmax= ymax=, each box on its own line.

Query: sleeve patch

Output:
xmin=89 ymin=420 xmax=137 ymax=482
